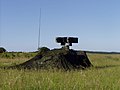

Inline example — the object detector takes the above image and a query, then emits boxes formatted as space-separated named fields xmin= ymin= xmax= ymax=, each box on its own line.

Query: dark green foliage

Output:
xmin=38 ymin=47 xmax=50 ymax=54
xmin=0 ymin=47 xmax=6 ymax=53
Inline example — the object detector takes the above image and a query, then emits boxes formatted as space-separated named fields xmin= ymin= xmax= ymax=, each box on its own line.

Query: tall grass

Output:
xmin=0 ymin=53 xmax=120 ymax=90
xmin=0 ymin=52 xmax=37 ymax=67
xmin=0 ymin=52 xmax=36 ymax=59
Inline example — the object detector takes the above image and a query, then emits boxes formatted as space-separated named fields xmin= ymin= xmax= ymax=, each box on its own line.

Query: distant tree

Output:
xmin=0 ymin=47 xmax=6 ymax=53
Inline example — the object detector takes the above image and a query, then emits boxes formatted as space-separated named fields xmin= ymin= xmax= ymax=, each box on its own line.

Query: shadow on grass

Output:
xmin=1 ymin=65 xmax=120 ymax=71
xmin=95 ymin=65 xmax=120 ymax=69
xmin=0 ymin=66 xmax=8 ymax=69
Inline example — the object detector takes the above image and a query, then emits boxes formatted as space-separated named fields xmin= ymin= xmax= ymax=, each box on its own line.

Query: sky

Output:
xmin=0 ymin=0 xmax=120 ymax=52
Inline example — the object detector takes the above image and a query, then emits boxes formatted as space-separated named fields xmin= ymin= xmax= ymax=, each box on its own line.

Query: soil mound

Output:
xmin=13 ymin=48 xmax=92 ymax=70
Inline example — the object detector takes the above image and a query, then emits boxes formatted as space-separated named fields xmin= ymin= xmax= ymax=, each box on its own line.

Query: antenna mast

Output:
xmin=38 ymin=8 xmax=41 ymax=50
xmin=0 ymin=25 xmax=1 ymax=47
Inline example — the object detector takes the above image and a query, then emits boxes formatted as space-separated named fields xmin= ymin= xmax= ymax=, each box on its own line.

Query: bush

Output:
xmin=0 ymin=47 xmax=6 ymax=53
xmin=38 ymin=47 xmax=50 ymax=54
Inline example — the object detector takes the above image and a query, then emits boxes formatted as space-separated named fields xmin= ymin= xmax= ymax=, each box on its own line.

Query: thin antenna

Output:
xmin=38 ymin=8 xmax=41 ymax=50
xmin=0 ymin=24 xmax=1 ymax=47
xmin=0 ymin=16 xmax=2 ymax=47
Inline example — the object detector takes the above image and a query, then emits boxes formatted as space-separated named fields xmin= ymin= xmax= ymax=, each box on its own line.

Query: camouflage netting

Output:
xmin=12 ymin=47 xmax=92 ymax=70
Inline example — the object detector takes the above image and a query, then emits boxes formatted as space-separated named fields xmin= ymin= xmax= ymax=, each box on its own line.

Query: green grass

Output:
xmin=0 ymin=52 xmax=36 ymax=59
xmin=0 ymin=52 xmax=37 ymax=67
xmin=0 ymin=53 xmax=120 ymax=90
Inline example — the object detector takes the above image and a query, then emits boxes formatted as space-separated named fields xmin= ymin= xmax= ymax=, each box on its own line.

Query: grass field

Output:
xmin=0 ymin=52 xmax=120 ymax=90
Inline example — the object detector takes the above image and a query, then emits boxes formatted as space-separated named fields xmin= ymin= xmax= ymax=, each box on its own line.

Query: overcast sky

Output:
xmin=0 ymin=0 xmax=120 ymax=52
